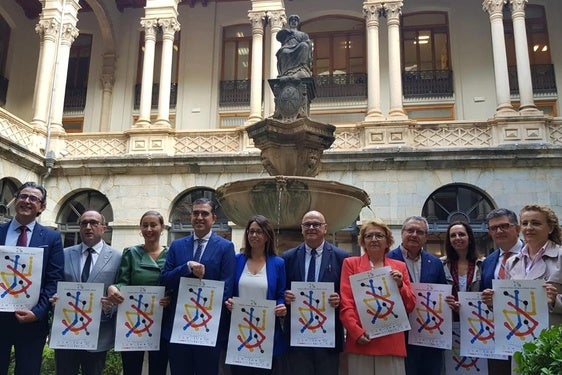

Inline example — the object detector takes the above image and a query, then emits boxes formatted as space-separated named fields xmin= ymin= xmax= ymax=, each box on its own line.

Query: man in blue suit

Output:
xmin=161 ymin=197 xmax=236 ymax=375
xmin=55 ymin=210 xmax=121 ymax=375
xmin=0 ymin=182 xmax=64 ymax=375
xmin=480 ymin=208 xmax=522 ymax=374
xmin=387 ymin=216 xmax=447 ymax=375
xmin=282 ymin=210 xmax=348 ymax=375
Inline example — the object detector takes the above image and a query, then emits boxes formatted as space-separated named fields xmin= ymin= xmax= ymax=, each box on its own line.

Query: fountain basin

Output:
xmin=216 ymin=176 xmax=371 ymax=231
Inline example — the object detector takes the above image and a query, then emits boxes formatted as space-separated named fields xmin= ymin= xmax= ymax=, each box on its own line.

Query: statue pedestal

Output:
xmin=246 ymin=117 xmax=335 ymax=177
xmin=269 ymin=78 xmax=316 ymax=122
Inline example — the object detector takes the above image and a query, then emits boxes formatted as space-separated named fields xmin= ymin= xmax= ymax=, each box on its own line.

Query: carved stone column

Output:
xmin=510 ymin=0 xmax=541 ymax=115
xmin=385 ymin=1 xmax=407 ymax=119
xmin=363 ymin=3 xmax=384 ymax=121
xmin=154 ymin=18 xmax=180 ymax=127
xmin=136 ymin=18 xmax=158 ymax=127
xmin=246 ymin=11 xmax=266 ymax=125
xmin=50 ymin=23 xmax=79 ymax=132
xmin=32 ymin=19 xmax=60 ymax=129
xmin=266 ymin=11 xmax=286 ymax=118
xmin=483 ymin=0 xmax=517 ymax=116
xmin=100 ymin=53 xmax=116 ymax=132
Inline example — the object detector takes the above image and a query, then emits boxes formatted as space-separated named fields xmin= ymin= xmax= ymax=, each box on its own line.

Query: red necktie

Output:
xmin=498 ymin=252 xmax=510 ymax=279
xmin=16 ymin=226 xmax=28 ymax=247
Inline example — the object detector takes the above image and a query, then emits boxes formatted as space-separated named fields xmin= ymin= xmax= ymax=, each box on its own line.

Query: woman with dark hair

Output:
xmin=107 ymin=210 xmax=169 ymax=375
xmin=442 ymin=221 xmax=483 ymax=314
xmin=225 ymin=215 xmax=287 ymax=375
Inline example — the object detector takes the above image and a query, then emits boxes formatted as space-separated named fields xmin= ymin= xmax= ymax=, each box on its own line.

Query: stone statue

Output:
xmin=276 ymin=15 xmax=312 ymax=79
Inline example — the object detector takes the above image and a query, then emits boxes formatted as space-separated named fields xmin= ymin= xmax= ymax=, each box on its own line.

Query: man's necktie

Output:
xmin=194 ymin=239 xmax=204 ymax=262
xmin=307 ymin=248 xmax=317 ymax=282
xmin=498 ymin=252 xmax=511 ymax=279
xmin=81 ymin=248 xmax=94 ymax=282
xmin=16 ymin=226 xmax=28 ymax=247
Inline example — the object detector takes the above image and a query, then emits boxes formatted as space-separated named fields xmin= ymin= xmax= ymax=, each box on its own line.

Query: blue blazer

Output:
xmin=160 ymin=232 xmax=236 ymax=341
xmin=282 ymin=241 xmax=349 ymax=352
xmin=0 ymin=220 xmax=64 ymax=326
xmin=387 ymin=246 xmax=447 ymax=285
xmin=233 ymin=253 xmax=287 ymax=356
xmin=480 ymin=249 xmax=500 ymax=291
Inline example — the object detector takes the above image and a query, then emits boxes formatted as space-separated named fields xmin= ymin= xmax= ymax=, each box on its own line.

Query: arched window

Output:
xmin=56 ymin=190 xmax=113 ymax=247
xmin=169 ymin=188 xmax=231 ymax=242
xmin=421 ymin=184 xmax=495 ymax=256
xmin=0 ymin=178 xmax=18 ymax=224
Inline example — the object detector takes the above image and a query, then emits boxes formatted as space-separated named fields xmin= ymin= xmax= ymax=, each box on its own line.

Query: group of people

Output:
xmin=0 ymin=181 xmax=561 ymax=375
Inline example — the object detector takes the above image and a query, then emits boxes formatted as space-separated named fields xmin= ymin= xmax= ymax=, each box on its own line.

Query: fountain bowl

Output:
xmin=216 ymin=176 xmax=371 ymax=231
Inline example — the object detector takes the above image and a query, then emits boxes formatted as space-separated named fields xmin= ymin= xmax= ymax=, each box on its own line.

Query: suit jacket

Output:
xmin=340 ymin=254 xmax=416 ymax=357
xmin=282 ymin=241 xmax=349 ymax=352
xmin=0 ymin=220 xmax=64 ymax=330
xmin=63 ymin=242 xmax=121 ymax=351
xmin=506 ymin=240 xmax=562 ymax=326
xmin=233 ymin=253 xmax=287 ymax=356
xmin=480 ymin=240 xmax=523 ymax=291
xmin=387 ymin=246 xmax=447 ymax=284
xmin=160 ymin=232 xmax=236 ymax=341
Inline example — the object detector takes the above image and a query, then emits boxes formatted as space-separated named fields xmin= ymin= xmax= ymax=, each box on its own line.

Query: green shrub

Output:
xmin=514 ymin=325 xmax=562 ymax=375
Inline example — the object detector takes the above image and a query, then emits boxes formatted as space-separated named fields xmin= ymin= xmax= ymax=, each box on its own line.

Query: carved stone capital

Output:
xmin=509 ymin=0 xmax=527 ymax=18
xmin=35 ymin=19 xmax=61 ymax=42
xmin=384 ymin=1 xmax=403 ymax=21
xmin=140 ymin=18 xmax=158 ymax=41
xmin=483 ymin=0 xmax=507 ymax=16
xmin=61 ymin=24 xmax=79 ymax=46
xmin=101 ymin=74 xmax=115 ymax=91
xmin=159 ymin=18 xmax=181 ymax=39
xmin=363 ymin=4 xmax=383 ymax=26
xmin=268 ymin=11 xmax=286 ymax=32
xmin=248 ymin=11 xmax=267 ymax=33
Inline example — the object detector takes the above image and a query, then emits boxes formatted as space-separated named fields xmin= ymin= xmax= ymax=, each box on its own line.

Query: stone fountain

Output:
xmin=216 ymin=15 xmax=370 ymax=249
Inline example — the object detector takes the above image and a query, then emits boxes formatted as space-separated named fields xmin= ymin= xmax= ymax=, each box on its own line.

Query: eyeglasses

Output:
xmin=404 ymin=228 xmax=426 ymax=236
xmin=363 ymin=232 xmax=386 ymax=240
xmin=248 ymin=229 xmax=264 ymax=236
xmin=16 ymin=194 xmax=43 ymax=203
xmin=488 ymin=223 xmax=515 ymax=232
xmin=301 ymin=222 xmax=325 ymax=229
xmin=80 ymin=220 xmax=102 ymax=228
xmin=191 ymin=210 xmax=211 ymax=218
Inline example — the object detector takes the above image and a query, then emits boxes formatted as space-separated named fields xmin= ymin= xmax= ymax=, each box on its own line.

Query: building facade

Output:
xmin=0 ymin=0 xmax=561 ymax=255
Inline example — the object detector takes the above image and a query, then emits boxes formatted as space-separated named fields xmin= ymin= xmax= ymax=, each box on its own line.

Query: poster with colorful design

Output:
xmin=349 ymin=266 xmax=411 ymax=339
xmin=458 ymin=291 xmax=508 ymax=359
xmin=225 ymin=297 xmax=275 ymax=369
xmin=290 ymin=281 xmax=335 ymax=348
xmin=493 ymin=279 xmax=548 ymax=355
xmin=114 ymin=285 xmax=165 ymax=351
xmin=0 ymin=246 xmax=43 ymax=311
xmin=170 ymin=277 xmax=224 ymax=347
xmin=445 ymin=322 xmax=489 ymax=374
xmin=408 ymin=282 xmax=452 ymax=349
xmin=49 ymin=282 xmax=104 ymax=350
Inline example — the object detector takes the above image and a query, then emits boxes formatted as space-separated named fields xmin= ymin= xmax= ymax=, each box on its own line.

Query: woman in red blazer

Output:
xmin=340 ymin=219 xmax=416 ymax=375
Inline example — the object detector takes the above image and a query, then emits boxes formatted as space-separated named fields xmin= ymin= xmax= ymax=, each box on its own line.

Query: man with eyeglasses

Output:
xmin=387 ymin=216 xmax=447 ymax=375
xmin=161 ymin=197 xmax=236 ymax=375
xmin=54 ymin=210 xmax=121 ymax=375
xmin=480 ymin=208 xmax=522 ymax=375
xmin=282 ymin=210 xmax=349 ymax=375
xmin=0 ymin=182 xmax=64 ymax=375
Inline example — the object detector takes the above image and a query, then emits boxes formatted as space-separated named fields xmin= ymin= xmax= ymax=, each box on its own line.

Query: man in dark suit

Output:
xmin=282 ymin=210 xmax=348 ymax=375
xmin=161 ymin=197 xmax=236 ymax=375
xmin=0 ymin=182 xmax=64 ymax=375
xmin=480 ymin=208 xmax=522 ymax=374
xmin=54 ymin=210 xmax=121 ymax=375
xmin=387 ymin=216 xmax=447 ymax=375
